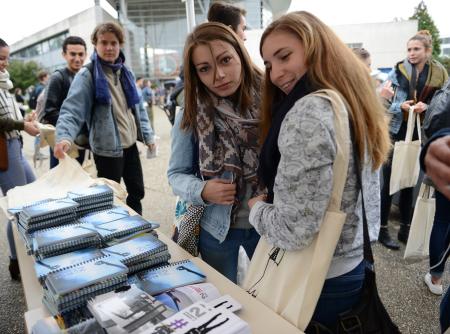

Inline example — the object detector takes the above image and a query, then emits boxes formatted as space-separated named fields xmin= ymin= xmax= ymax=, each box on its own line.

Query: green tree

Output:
xmin=437 ymin=56 xmax=450 ymax=75
xmin=7 ymin=60 xmax=41 ymax=91
xmin=410 ymin=1 xmax=441 ymax=58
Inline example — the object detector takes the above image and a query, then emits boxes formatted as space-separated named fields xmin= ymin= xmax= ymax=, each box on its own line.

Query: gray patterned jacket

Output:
xmin=249 ymin=95 xmax=380 ymax=278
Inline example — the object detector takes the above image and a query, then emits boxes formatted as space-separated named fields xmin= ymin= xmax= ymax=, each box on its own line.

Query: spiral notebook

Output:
xmin=43 ymin=256 xmax=129 ymax=315
xmin=78 ymin=206 xmax=130 ymax=226
xmin=80 ymin=215 xmax=159 ymax=242
xmin=102 ymin=234 xmax=170 ymax=273
xmin=34 ymin=248 xmax=106 ymax=284
xmin=20 ymin=198 xmax=79 ymax=222
xmin=32 ymin=222 xmax=102 ymax=259
xmin=131 ymin=260 xmax=206 ymax=296
xmin=67 ymin=184 xmax=114 ymax=217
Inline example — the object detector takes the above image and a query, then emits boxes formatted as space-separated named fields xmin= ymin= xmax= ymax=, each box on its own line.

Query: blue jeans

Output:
xmin=0 ymin=138 xmax=36 ymax=259
xmin=199 ymin=227 xmax=260 ymax=283
xmin=429 ymin=191 xmax=450 ymax=278
xmin=310 ymin=260 xmax=365 ymax=328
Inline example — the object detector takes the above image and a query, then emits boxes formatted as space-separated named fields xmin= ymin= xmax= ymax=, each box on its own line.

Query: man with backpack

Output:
xmin=42 ymin=36 xmax=87 ymax=168
xmin=29 ymin=70 xmax=48 ymax=110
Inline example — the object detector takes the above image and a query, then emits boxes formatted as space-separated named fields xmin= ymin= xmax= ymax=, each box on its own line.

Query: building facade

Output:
xmin=10 ymin=5 xmax=116 ymax=73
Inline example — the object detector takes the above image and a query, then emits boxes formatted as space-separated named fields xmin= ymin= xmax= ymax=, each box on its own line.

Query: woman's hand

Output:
xmin=425 ymin=135 xmax=450 ymax=200
xmin=53 ymin=140 xmax=71 ymax=160
xmin=23 ymin=121 xmax=40 ymax=136
xmin=413 ymin=102 xmax=427 ymax=114
xmin=248 ymin=194 xmax=267 ymax=209
xmin=201 ymin=179 xmax=236 ymax=205
xmin=401 ymin=100 xmax=414 ymax=112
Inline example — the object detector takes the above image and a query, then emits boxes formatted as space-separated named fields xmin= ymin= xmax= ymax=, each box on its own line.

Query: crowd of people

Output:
xmin=1 ymin=0 xmax=450 ymax=332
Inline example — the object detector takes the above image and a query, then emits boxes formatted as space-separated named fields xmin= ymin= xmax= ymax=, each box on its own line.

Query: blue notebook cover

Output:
xmin=134 ymin=260 xmax=206 ymax=296
xmin=102 ymin=234 xmax=167 ymax=263
xmin=67 ymin=184 xmax=113 ymax=201
xmin=34 ymin=248 xmax=106 ymax=282
xmin=22 ymin=198 xmax=79 ymax=219
xmin=82 ymin=215 xmax=159 ymax=241
xmin=45 ymin=256 xmax=128 ymax=296
xmin=78 ymin=206 xmax=130 ymax=226
xmin=33 ymin=223 xmax=98 ymax=249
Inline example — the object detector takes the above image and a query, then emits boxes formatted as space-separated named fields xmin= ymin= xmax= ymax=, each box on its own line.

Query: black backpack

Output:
xmin=423 ymin=78 xmax=450 ymax=139
xmin=28 ymin=84 xmax=43 ymax=110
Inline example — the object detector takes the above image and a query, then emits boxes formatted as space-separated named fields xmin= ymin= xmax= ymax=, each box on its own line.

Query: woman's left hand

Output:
xmin=248 ymin=194 xmax=267 ymax=209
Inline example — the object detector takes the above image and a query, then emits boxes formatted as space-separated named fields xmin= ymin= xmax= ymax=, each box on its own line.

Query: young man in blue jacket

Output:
xmin=54 ymin=22 xmax=155 ymax=214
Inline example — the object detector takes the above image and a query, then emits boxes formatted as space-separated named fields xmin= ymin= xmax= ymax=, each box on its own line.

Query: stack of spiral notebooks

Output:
xmin=32 ymin=222 xmax=102 ymax=260
xmin=67 ymin=185 xmax=114 ymax=217
xmin=81 ymin=215 xmax=160 ymax=243
xmin=102 ymin=234 xmax=170 ymax=274
xmin=18 ymin=198 xmax=79 ymax=233
xmin=42 ymin=256 xmax=129 ymax=315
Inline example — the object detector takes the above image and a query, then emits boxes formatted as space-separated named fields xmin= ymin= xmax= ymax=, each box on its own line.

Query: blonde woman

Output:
xmin=248 ymin=12 xmax=390 ymax=327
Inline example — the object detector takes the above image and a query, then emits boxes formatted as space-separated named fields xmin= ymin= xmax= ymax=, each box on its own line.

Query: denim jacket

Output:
xmin=56 ymin=66 xmax=154 ymax=157
xmin=386 ymin=68 xmax=407 ymax=135
xmin=167 ymin=111 xmax=233 ymax=243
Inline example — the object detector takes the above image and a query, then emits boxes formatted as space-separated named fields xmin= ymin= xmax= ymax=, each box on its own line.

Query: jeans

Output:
xmin=50 ymin=147 xmax=86 ymax=169
xmin=310 ymin=260 xmax=365 ymax=328
xmin=380 ymin=121 xmax=418 ymax=227
xmin=429 ymin=191 xmax=450 ymax=278
xmin=93 ymin=143 xmax=144 ymax=214
xmin=0 ymin=138 xmax=36 ymax=259
xmin=198 ymin=227 xmax=260 ymax=283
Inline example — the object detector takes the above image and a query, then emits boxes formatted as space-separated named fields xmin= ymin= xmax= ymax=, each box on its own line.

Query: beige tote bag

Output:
xmin=404 ymin=183 xmax=435 ymax=260
xmin=243 ymin=89 xmax=351 ymax=330
xmin=389 ymin=107 xmax=422 ymax=195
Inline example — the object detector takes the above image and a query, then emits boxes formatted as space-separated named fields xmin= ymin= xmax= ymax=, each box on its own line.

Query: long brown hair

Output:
xmin=259 ymin=11 xmax=390 ymax=169
xmin=181 ymin=22 xmax=262 ymax=131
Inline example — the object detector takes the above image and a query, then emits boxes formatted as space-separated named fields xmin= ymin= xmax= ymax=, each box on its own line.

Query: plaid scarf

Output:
xmin=0 ymin=70 xmax=22 ymax=138
xmin=196 ymin=92 xmax=261 ymax=214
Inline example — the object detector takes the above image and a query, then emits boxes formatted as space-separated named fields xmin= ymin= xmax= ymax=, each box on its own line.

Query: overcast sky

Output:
xmin=1 ymin=0 xmax=449 ymax=45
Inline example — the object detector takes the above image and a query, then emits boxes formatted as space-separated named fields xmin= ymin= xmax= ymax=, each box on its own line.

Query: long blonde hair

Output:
xmin=181 ymin=22 xmax=262 ymax=131
xmin=260 ymin=11 xmax=390 ymax=169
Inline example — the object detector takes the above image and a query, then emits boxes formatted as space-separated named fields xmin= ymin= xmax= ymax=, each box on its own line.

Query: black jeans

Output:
xmin=93 ymin=143 xmax=145 ymax=214
xmin=380 ymin=121 xmax=418 ymax=227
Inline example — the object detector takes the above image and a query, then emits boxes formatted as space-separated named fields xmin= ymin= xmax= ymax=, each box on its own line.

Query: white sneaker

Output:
xmin=424 ymin=273 xmax=443 ymax=295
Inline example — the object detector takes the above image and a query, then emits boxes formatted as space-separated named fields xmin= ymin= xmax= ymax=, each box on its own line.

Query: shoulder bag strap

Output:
xmin=351 ymin=127 xmax=375 ymax=266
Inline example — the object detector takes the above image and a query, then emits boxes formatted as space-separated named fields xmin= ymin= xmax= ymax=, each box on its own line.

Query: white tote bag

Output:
xmin=389 ymin=107 xmax=422 ymax=195
xmin=404 ymin=183 xmax=435 ymax=259
xmin=243 ymin=90 xmax=350 ymax=330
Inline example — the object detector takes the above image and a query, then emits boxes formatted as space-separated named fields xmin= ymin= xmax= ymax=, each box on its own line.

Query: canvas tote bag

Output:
xmin=404 ymin=183 xmax=435 ymax=259
xmin=389 ymin=107 xmax=422 ymax=195
xmin=243 ymin=89 xmax=350 ymax=330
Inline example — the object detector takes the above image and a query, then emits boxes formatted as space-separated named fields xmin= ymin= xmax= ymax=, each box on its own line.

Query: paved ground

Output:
xmin=0 ymin=106 xmax=445 ymax=333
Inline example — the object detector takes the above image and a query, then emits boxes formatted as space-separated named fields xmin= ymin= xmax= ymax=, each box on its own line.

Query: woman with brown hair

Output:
xmin=167 ymin=22 xmax=263 ymax=283
xmin=247 ymin=11 xmax=390 ymax=327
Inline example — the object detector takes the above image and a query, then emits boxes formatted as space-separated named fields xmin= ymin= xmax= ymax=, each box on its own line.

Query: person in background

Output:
xmin=208 ymin=1 xmax=247 ymax=42
xmin=380 ymin=30 xmax=447 ymax=248
xmin=247 ymin=11 xmax=390 ymax=327
xmin=53 ymin=22 xmax=155 ymax=215
xmin=0 ymin=38 xmax=40 ymax=280
xmin=14 ymin=88 xmax=26 ymax=117
xmin=42 ymin=36 xmax=87 ymax=169
xmin=141 ymin=79 xmax=155 ymax=131
xmin=167 ymin=22 xmax=263 ymax=283
xmin=420 ymin=128 xmax=450 ymax=332
xmin=353 ymin=47 xmax=399 ymax=249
